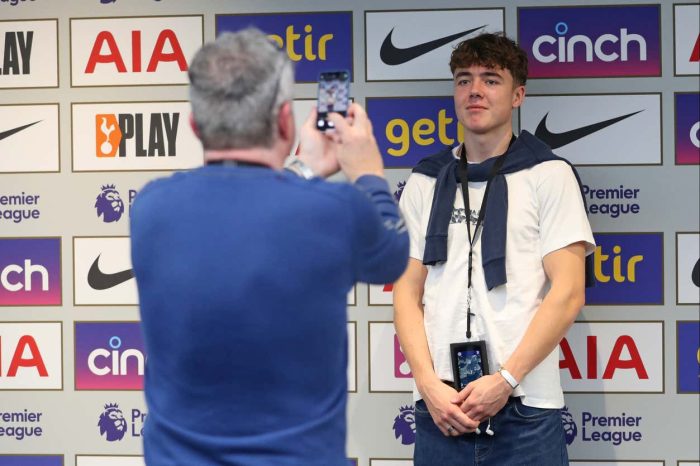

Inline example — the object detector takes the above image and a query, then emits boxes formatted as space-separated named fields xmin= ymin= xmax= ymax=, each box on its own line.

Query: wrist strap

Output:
xmin=498 ymin=368 xmax=519 ymax=389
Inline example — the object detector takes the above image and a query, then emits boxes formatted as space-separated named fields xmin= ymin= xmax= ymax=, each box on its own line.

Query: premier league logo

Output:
xmin=392 ymin=405 xmax=416 ymax=445
xmin=95 ymin=185 xmax=125 ymax=223
xmin=98 ymin=403 xmax=127 ymax=441
xmin=561 ymin=406 xmax=578 ymax=445
xmin=393 ymin=181 xmax=406 ymax=202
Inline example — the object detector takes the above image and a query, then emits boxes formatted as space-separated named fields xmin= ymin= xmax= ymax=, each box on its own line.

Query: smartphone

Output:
xmin=316 ymin=70 xmax=350 ymax=131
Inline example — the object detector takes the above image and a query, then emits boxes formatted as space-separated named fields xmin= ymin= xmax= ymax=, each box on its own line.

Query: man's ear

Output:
xmin=189 ymin=113 xmax=201 ymax=139
xmin=512 ymin=85 xmax=526 ymax=109
xmin=277 ymin=101 xmax=295 ymax=144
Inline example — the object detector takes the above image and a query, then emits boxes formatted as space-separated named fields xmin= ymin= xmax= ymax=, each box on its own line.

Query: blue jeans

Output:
xmin=414 ymin=398 xmax=569 ymax=466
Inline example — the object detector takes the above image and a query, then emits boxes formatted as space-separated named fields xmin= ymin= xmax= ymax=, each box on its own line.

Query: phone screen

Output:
xmin=316 ymin=70 xmax=350 ymax=131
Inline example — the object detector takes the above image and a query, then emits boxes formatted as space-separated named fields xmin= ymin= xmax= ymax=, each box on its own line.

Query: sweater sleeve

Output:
xmin=349 ymin=175 xmax=409 ymax=284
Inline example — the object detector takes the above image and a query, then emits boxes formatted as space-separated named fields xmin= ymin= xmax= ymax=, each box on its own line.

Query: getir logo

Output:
xmin=367 ymin=96 xmax=462 ymax=168
xmin=677 ymin=321 xmax=700 ymax=394
xmin=0 ymin=20 xmax=57 ymax=89
xmin=216 ymin=12 xmax=352 ymax=83
xmin=585 ymin=233 xmax=663 ymax=305
xmin=70 ymin=16 xmax=202 ymax=86
xmin=0 ymin=238 xmax=61 ymax=306
xmin=675 ymin=93 xmax=700 ymax=165
xmin=518 ymin=5 xmax=660 ymax=78
xmin=75 ymin=322 xmax=145 ymax=390
xmin=72 ymin=102 xmax=202 ymax=172
xmin=0 ymin=322 xmax=62 ymax=390
xmin=559 ymin=321 xmax=663 ymax=393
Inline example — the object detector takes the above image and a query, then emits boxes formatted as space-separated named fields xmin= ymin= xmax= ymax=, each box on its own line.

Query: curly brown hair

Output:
xmin=449 ymin=32 xmax=528 ymax=86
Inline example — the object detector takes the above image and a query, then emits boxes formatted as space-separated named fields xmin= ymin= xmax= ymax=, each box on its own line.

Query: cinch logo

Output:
xmin=0 ymin=192 xmax=41 ymax=224
xmin=367 ymin=96 xmax=461 ymax=168
xmin=559 ymin=321 xmax=663 ymax=393
xmin=0 ymin=20 xmax=57 ymax=89
xmin=0 ymin=456 xmax=63 ymax=466
xmin=392 ymin=405 xmax=415 ymax=445
xmin=677 ymin=321 xmax=700 ymax=393
xmin=95 ymin=113 xmax=179 ymax=158
xmin=75 ymin=322 xmax=145 ymax=390
xmin=97 ymin=403 xmax=147 ymax=441
xmin=394 ymin=335 xmax=411 ymax=378
xmin=0 ymin=408 xmax=45 ymax=440
xmin=0 ymin=322 xmax=62 ymax=390
xmin=0 ymin=238 xmax=61 ymax=306
xmin=586 ymin=233 xmax=663 ymax=305
xmin=675 ymin=93 xmax=700 ymax=165
xmin=518 ymin=5 xmax=660 ymax=78
xmin=70 ymin=16 xmax=202 ymax=86
xmin=216 ymin=12 xmax=352 ymax=82
xmin=561 ymin=406 xmax=644 ymax=446
xmin=582 ymin=184 xmax=641 ymax=218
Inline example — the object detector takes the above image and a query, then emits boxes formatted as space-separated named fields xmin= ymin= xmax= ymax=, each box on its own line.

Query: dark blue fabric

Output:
xmin=413 ymin=131 xmax=594 ymax=290
xmin=130 ymin=166 xmax=408 ymax=466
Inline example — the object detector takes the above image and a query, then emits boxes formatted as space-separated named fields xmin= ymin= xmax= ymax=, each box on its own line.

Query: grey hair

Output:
xmin=188 ymin=28 xmax=294 ymax=150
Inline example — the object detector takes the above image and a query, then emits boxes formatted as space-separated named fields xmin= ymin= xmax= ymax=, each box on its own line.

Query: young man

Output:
xmin=393 ymin=32 xmax=595 ymax=465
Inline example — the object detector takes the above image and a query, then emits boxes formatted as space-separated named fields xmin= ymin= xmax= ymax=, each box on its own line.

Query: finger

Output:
xmin=451 ymin=383 xmax=473 ymax=404
xmin=435 ymin=421 xmax=450 ymax=437
xmin=449 ymin=409 xmax=480 ymax=433
xmin=302 ymin=106 xmax=318 ymax=131
xmin=327 ymin=112 xmax=350 ymax=135
xmin=348 ymin=102 xmax=368 ymax=126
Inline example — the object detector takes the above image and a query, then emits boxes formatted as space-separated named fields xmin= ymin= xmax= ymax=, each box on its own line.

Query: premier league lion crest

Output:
xmin=393 ymin=181 xmax=406 ymax=203
xmin=95 ymin=184 xmax=125 ymax=223
xmin=561 ymin=406 xmax=578 ymax=445
xmin=98 ymin=403 xmax=127 ymax=441
xmin=392 ymin=405 xmax=416 ymax=445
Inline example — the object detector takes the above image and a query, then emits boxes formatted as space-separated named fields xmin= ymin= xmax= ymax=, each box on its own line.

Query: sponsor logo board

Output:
xmin=676 ymin=321 xmax=700 ymax=393
xmin=677 ymin=232 xmax=700 ymax=305
xmin=365 ymin=9 xmax=503 ymax=81
xmin=0 ymin=104 xmax=59 ymax=173
xmin=520 ymin=94 xmax=661 ymax=166
xmin=0 ymin=322 xmax=62 ymax=390
xmin=675 ymin=92 xmax=700 ymax=165
xmin=518 ymin=5 xmax=661 ymax=78
xmin=216 ymin=12 xmax=352 ymax=83
xmin=0 ymin=237 xmax=61 ymax=306
xmin=70 ymin=16 xmax=202 ymax=86
xmin=73 ymin=237 xmax=136 ymax=306
xmin=0 ymin=19 xmax=58 ymax=88
xmin=559 ymin=321 xmax=663 ymax=393
xmin=72 ymin=102 xmax=202 ymax=172
xmin=674 ymin=4 xmax=700 ymax=76
xmin=369 ymin=322 xmax=412 ymax=392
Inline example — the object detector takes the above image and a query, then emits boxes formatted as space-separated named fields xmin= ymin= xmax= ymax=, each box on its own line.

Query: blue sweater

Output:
xmin=130 ymin=165 xmax=408 ymax=466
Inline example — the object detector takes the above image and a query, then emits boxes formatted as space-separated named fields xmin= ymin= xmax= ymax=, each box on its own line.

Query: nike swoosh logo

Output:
xmin=535 ymin=111 xmax=643 ymax=150
xmin=380 ymin=25 xmax=485 ymax=66
xmin=0 ymin=121 xmax=42 ymax=142
xmin=88 ymin=254 xmax=134 ymax=290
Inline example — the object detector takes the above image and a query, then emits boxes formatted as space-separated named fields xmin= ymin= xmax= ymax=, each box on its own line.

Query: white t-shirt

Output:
xmin=400 ymin=152 xmax=595 ymax=408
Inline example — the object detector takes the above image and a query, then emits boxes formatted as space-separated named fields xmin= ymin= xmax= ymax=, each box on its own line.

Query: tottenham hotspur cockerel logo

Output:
xmin=95 ymin=184 xmax=125 ymax=223
xmin=98 ymin=403 xmax=127 ymax=441
xmin=392 ymin=405 xmax=416 ymax=445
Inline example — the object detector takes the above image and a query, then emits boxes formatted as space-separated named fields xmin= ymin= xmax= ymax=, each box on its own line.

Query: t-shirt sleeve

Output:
xmin=398 ymin=173 xmax=429 ymax=261
xmin=537 ymin=161 xmax=595 ymax=258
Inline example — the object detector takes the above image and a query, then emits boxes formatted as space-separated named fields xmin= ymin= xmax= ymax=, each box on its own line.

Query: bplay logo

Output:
xmin=586 ymin=232 xmax=663 ymax=305
xmin=674 ymin=4 xmax=700 ymax=76
xmin=76 ymin=457 xmax=145 ymax=466
xmin=0 ymin=456 xmax=63 ymax=466
xmin=677 ymin=232 xmax=700 ymax=305
xmin=70 ymin=16 xmax=202 ymax=86
xmin=560 ymin=406 xmax=645 ymax=446
xmin=677 ymin=321 xmax=700 ymax=394
xmin=73 ymin=237 xmax=137 ymax=306
xmin=675 ymin=93 xmax=700 ymax=165
xmin=367 ymin=96 xmax=462 ymax=168
xmin=392 ymin=405 xmax=415 ymax=445
xmin=520 ymin=94 xmax=661 ymax=166
xmin=0 ymin=191 xmax=41 ymax=224
xmin=369 ymin=322 xmax=412 ymax=392
xmin=72 ymin=102 xmax=202 ymax=172
xmin=0 ymin=104 xmax=59 ymax=173
xmin=0 ymin=322 xmax=62 ymax=390
xmin=0 ymin=238 xmax=61 ymax=306
xmin=582 ymin=184 xmax=641 ymax=218
xmin=0 ymin=408 xmax=45 ymax=440
xmin=0 ymin=20 xmax=57 ymax=88
xmin=97 ymin=403 xmax=147 ymax=441
xmin=75 ymin=322 xmax=145 ymax=390
xmin=518 ymin=5 xmax=660 ymax=78
xmin=559 ymin=321 xmax=663 ymax=393
xmin=365 ymin=9 xmax=503 ymax=81
xmin=216 ymin=12 xmax=352 ymax=83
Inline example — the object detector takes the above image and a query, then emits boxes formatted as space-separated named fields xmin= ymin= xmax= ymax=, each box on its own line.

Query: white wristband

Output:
xmin=498 ymin=368 xmax=519 ymax=389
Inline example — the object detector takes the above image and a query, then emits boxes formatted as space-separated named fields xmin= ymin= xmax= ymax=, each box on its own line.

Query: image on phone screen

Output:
xmin=316 ymin=70 xmax=350 ymax=131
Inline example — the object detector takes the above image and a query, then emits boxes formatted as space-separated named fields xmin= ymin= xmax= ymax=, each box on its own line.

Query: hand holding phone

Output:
xmin=316 ymin=70 xmax=350 ymax=131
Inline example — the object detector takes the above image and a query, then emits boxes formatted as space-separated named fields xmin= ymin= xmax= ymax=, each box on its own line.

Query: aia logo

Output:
xmin=561 ymin=406 xmax=577 ymax=445
xmin=94 ymin=113 xmax=179 ymax=158
xmin=392 ymin=405 xmax=415 ymax=445
xmin=673 ymin=5 xmax=700 ymax=76
xmin=0 ymin=322 xmax=62 ymax=390
xmin=98 ymin=403 xmax=127 ymax=441
xmin=95 ymin=184 xmax=125 ymax=223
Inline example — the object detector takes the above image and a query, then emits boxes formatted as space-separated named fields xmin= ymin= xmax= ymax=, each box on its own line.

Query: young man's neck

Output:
xmin=462 ymin=127 xmax=515 ymax=163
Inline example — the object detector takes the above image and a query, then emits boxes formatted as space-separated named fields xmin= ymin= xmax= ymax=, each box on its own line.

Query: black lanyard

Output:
xmin=457 ymin=137 xmax=513 ymax=339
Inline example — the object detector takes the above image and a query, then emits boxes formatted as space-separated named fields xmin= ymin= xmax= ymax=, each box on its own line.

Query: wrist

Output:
xmin=285 ymin=158 xmax=315 ymax=179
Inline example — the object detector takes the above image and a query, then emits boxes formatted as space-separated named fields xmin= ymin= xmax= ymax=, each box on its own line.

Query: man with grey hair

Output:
xmin=130 ymin=28 xmax=408 ymax=466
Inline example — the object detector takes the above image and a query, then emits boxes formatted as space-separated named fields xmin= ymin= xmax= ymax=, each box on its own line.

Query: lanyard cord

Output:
xmin=457 ymin=137 xmax=513 ymax=339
